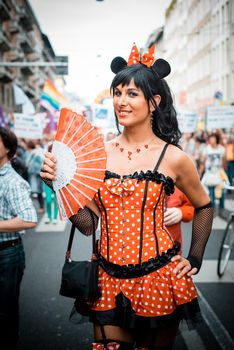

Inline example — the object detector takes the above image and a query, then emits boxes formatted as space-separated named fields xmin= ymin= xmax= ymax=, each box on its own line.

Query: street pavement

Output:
xmin=18 ymin=206 xmax=234 ymax=350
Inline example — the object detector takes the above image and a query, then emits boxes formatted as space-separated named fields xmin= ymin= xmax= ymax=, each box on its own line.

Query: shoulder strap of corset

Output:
xmin=153 ymin=143 xmax=169 ymax=172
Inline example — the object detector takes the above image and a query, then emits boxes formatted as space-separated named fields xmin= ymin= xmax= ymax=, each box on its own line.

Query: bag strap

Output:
xmin=65 ymin=209 xmax=97 ymax=261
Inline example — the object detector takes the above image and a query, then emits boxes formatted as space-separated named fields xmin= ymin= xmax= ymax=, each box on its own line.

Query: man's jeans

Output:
xmin=0 ymin=242 xmax=25 ymax=349
xmin=208 ymin=186 xmax=224 ymax=209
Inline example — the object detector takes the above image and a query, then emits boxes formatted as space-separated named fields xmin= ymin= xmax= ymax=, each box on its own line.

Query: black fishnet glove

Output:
xmin=41 ymin=178 xmax=99 ymax=236
xmin=187 ymin=202 xmax=214 ymax=273
xmin=70 ymin=207 xmax=99 ymax=236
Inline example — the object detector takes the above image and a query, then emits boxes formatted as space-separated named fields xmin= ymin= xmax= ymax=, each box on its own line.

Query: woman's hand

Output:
xmin=164 ymin=207 xmax=183 ymax=226
xmin=40 ymin=152 xmax=57 ymax=181
xmin=171 ymin=255 xmax=198 ymax=278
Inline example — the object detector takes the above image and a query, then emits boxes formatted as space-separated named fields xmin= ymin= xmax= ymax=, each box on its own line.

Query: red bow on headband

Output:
xmin=128 ymin=43 xmax=155 ymax=67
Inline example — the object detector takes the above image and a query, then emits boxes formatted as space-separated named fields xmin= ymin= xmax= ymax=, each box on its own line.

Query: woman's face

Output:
xmin=113 ymin=79 xmax=153 ymax=128
xmin=209 ymin=136 xmax=217 ymax=146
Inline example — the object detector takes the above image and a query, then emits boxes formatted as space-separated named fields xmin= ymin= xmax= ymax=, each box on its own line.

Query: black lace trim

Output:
xmin=98 ymin=241 xmax=180 ymax=279
xmin=105 ymin=170 xmax=175 ymax=195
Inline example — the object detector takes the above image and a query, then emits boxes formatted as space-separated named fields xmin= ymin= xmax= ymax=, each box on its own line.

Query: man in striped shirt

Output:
xmin=0 ymin=127 xmax=37 ymax=349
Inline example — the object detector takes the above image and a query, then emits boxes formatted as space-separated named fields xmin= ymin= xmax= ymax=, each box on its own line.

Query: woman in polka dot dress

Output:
xmin=41 ymin=44 xmax=214 ymax=350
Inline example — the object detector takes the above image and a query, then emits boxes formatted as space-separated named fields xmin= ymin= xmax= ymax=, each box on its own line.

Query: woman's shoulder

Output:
xmin=167 ymin=144 xmax=186 ymax=161
xmin=166 ymin=144 xmax=194 ymax=170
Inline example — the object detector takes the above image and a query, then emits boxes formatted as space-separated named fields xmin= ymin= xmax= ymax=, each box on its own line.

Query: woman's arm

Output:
xmin=168 ymin=149 xmax=214 ymax=278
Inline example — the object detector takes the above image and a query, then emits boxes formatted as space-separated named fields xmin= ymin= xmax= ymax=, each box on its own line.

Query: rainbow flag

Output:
xmin=40 ymin=80 xmax=67 ymax=114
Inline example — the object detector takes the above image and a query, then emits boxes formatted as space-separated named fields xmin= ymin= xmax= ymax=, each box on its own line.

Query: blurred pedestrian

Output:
xmin=0 ymin=127 xmax=37 ymax=349
xmin=181 ymin=132 xmax=196 ymax=161
xmin=164 ymin=186 xmax=194 ymax=253
xmin=201 ymin=132 xmax=226 ymax=216
xmin=43 ymin=142 xmax=58 ymax=224
xmin=41 ymin=44 xmax=213 ymax=349
xmin=106 ymin=131 xmax=117 ymax=141
xmin=25 ymin=140 xmax=45 ymax=213
xmin=11 ymin=138 xmax=28 ymax=180
xmin=225 ymin=131 xmax=234 ymax=186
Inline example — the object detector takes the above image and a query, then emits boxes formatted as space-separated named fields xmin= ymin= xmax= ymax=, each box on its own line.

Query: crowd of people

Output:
xmin=11 ymin=136 xmax=58 ymax=224
xmin=180 ymin=129 xmax=234 ymax=216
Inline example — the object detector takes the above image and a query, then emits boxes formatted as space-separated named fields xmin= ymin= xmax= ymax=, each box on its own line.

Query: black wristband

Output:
xmin=187 ymin=256 xmax=201 ymax=274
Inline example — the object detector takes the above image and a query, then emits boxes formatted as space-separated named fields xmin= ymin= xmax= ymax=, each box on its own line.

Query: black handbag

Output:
xmin=59 ymin=223 xmax=101 ymax=302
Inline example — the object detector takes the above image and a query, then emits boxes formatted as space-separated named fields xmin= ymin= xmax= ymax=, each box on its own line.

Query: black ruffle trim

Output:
xmin=105 ymin=170 xmax=175 ymax=195
xmin=98 ymin=241 xmax=180 ymax=279
xmin=71 ymin=293 xmax=202 ymax=331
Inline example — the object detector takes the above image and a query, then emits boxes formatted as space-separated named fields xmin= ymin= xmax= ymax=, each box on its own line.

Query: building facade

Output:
xmin=147 ymin=0 xmax=234 ymax=116
xmin=0 ymin=0 xmax=67 ymax=119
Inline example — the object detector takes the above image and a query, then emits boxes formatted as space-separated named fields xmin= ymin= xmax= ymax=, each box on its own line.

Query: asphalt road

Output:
xmin=17 ymin=213 xmax=234 ymax=350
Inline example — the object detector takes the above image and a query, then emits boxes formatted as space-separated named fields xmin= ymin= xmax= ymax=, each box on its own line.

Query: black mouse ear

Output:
xmin=110 ymin=56 xmax=127 ymax=74
xmin=152 ymin=58 xmax=171 ymax=78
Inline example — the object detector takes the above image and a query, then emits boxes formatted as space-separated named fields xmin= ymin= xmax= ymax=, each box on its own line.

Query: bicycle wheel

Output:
xmin=217 ymin=216 xmax=234 ymax=277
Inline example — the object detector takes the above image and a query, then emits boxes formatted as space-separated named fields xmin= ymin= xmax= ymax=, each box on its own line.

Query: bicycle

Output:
xmin=217 ymin=185 xmax=234 ymax=277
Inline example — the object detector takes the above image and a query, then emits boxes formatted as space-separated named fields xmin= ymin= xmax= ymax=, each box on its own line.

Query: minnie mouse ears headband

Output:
xmin=110 ymin=43 xmax=171 ymax=79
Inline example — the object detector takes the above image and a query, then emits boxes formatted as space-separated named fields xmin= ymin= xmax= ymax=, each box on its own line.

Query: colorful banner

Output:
xmin=40 ymin=80 xmax=67 ymax=114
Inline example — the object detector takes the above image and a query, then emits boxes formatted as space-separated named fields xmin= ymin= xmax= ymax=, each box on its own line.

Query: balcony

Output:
xmin=0 ymin=32 xmax=11 ymax=52
xmin=0 ymin=1 xmax=11 ymax=21
xmin=10 ymin=20 xmax=20 ymax=34
xmin=19 ymin=6 xmax=33 ymax=31
xmin=11 ymin=48 xmax=24 ymax=61
xmin=0 ymin=66 xmax=13 ymax=83
xmin=21 ymin=65 xmax=35 ymax=76
xmin=22 ymin=82 xmax=37 ymax=99
xmin=27 ymin=51 xmax=41 ymax=61
xmin=20 ymin=33 xmax=34 ymax=54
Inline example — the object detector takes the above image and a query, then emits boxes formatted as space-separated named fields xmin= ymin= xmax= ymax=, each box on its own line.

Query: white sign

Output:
xmin=206 ymin=106 xmax=234 ymax=130
xmin=176 ymin=110 xmax=198 ymax=133
xmin=92 ymin=104 xmax=115 ymax=131
xmin=13 ymin=113 xmax=44 ymax=139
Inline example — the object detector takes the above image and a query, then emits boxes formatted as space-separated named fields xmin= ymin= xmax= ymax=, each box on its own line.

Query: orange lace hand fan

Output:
xmin=52 ymin=108 xmax=107 ymax=219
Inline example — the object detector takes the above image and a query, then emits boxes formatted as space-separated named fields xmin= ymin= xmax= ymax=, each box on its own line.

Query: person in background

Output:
xmin=201 ymin=132 xmax=226 ymax=217
xmin=181 ymin=132 xmax=196 ymax=161
xmin=106 ymin=131 xmax=117 ymax=142
xmin=43 ymin=141 xmax=58 ymax=224
xmin=25 ymin=140 xmax=45 ymax=213
xmin=194 ymin=133 xmax=207 ymax=177
xmin=0 ymin=127 xmax=37 ymax=349
xmin=164 ymin=187 xmax=194 ymax=253
xmin=11 ymin=138 xmax=28 ymax=181
xmin=225 ymin=131 xmax=234 ymax=186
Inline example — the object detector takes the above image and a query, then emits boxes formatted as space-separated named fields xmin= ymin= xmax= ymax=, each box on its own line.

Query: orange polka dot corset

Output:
xmin=94 ymin=170 xmax=175 ymax=266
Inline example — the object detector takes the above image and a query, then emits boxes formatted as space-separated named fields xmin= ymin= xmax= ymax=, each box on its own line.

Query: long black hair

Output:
xmin=110 ymin=64 xmax=181 ymax=146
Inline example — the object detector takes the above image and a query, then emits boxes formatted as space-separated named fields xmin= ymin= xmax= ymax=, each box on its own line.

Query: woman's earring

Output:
xmin=150 ymin=113 xmax=153 ymax=128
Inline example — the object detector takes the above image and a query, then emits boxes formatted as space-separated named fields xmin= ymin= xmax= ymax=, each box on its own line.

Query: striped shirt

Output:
xmin=0 ymin=162 xmax=37 ymax=243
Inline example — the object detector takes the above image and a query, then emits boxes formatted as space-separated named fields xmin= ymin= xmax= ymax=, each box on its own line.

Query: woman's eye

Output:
xmin=129 ymin=91 xmax=138 ymax=97
xmin=113 ymin=90 xmax=121 ymax=96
